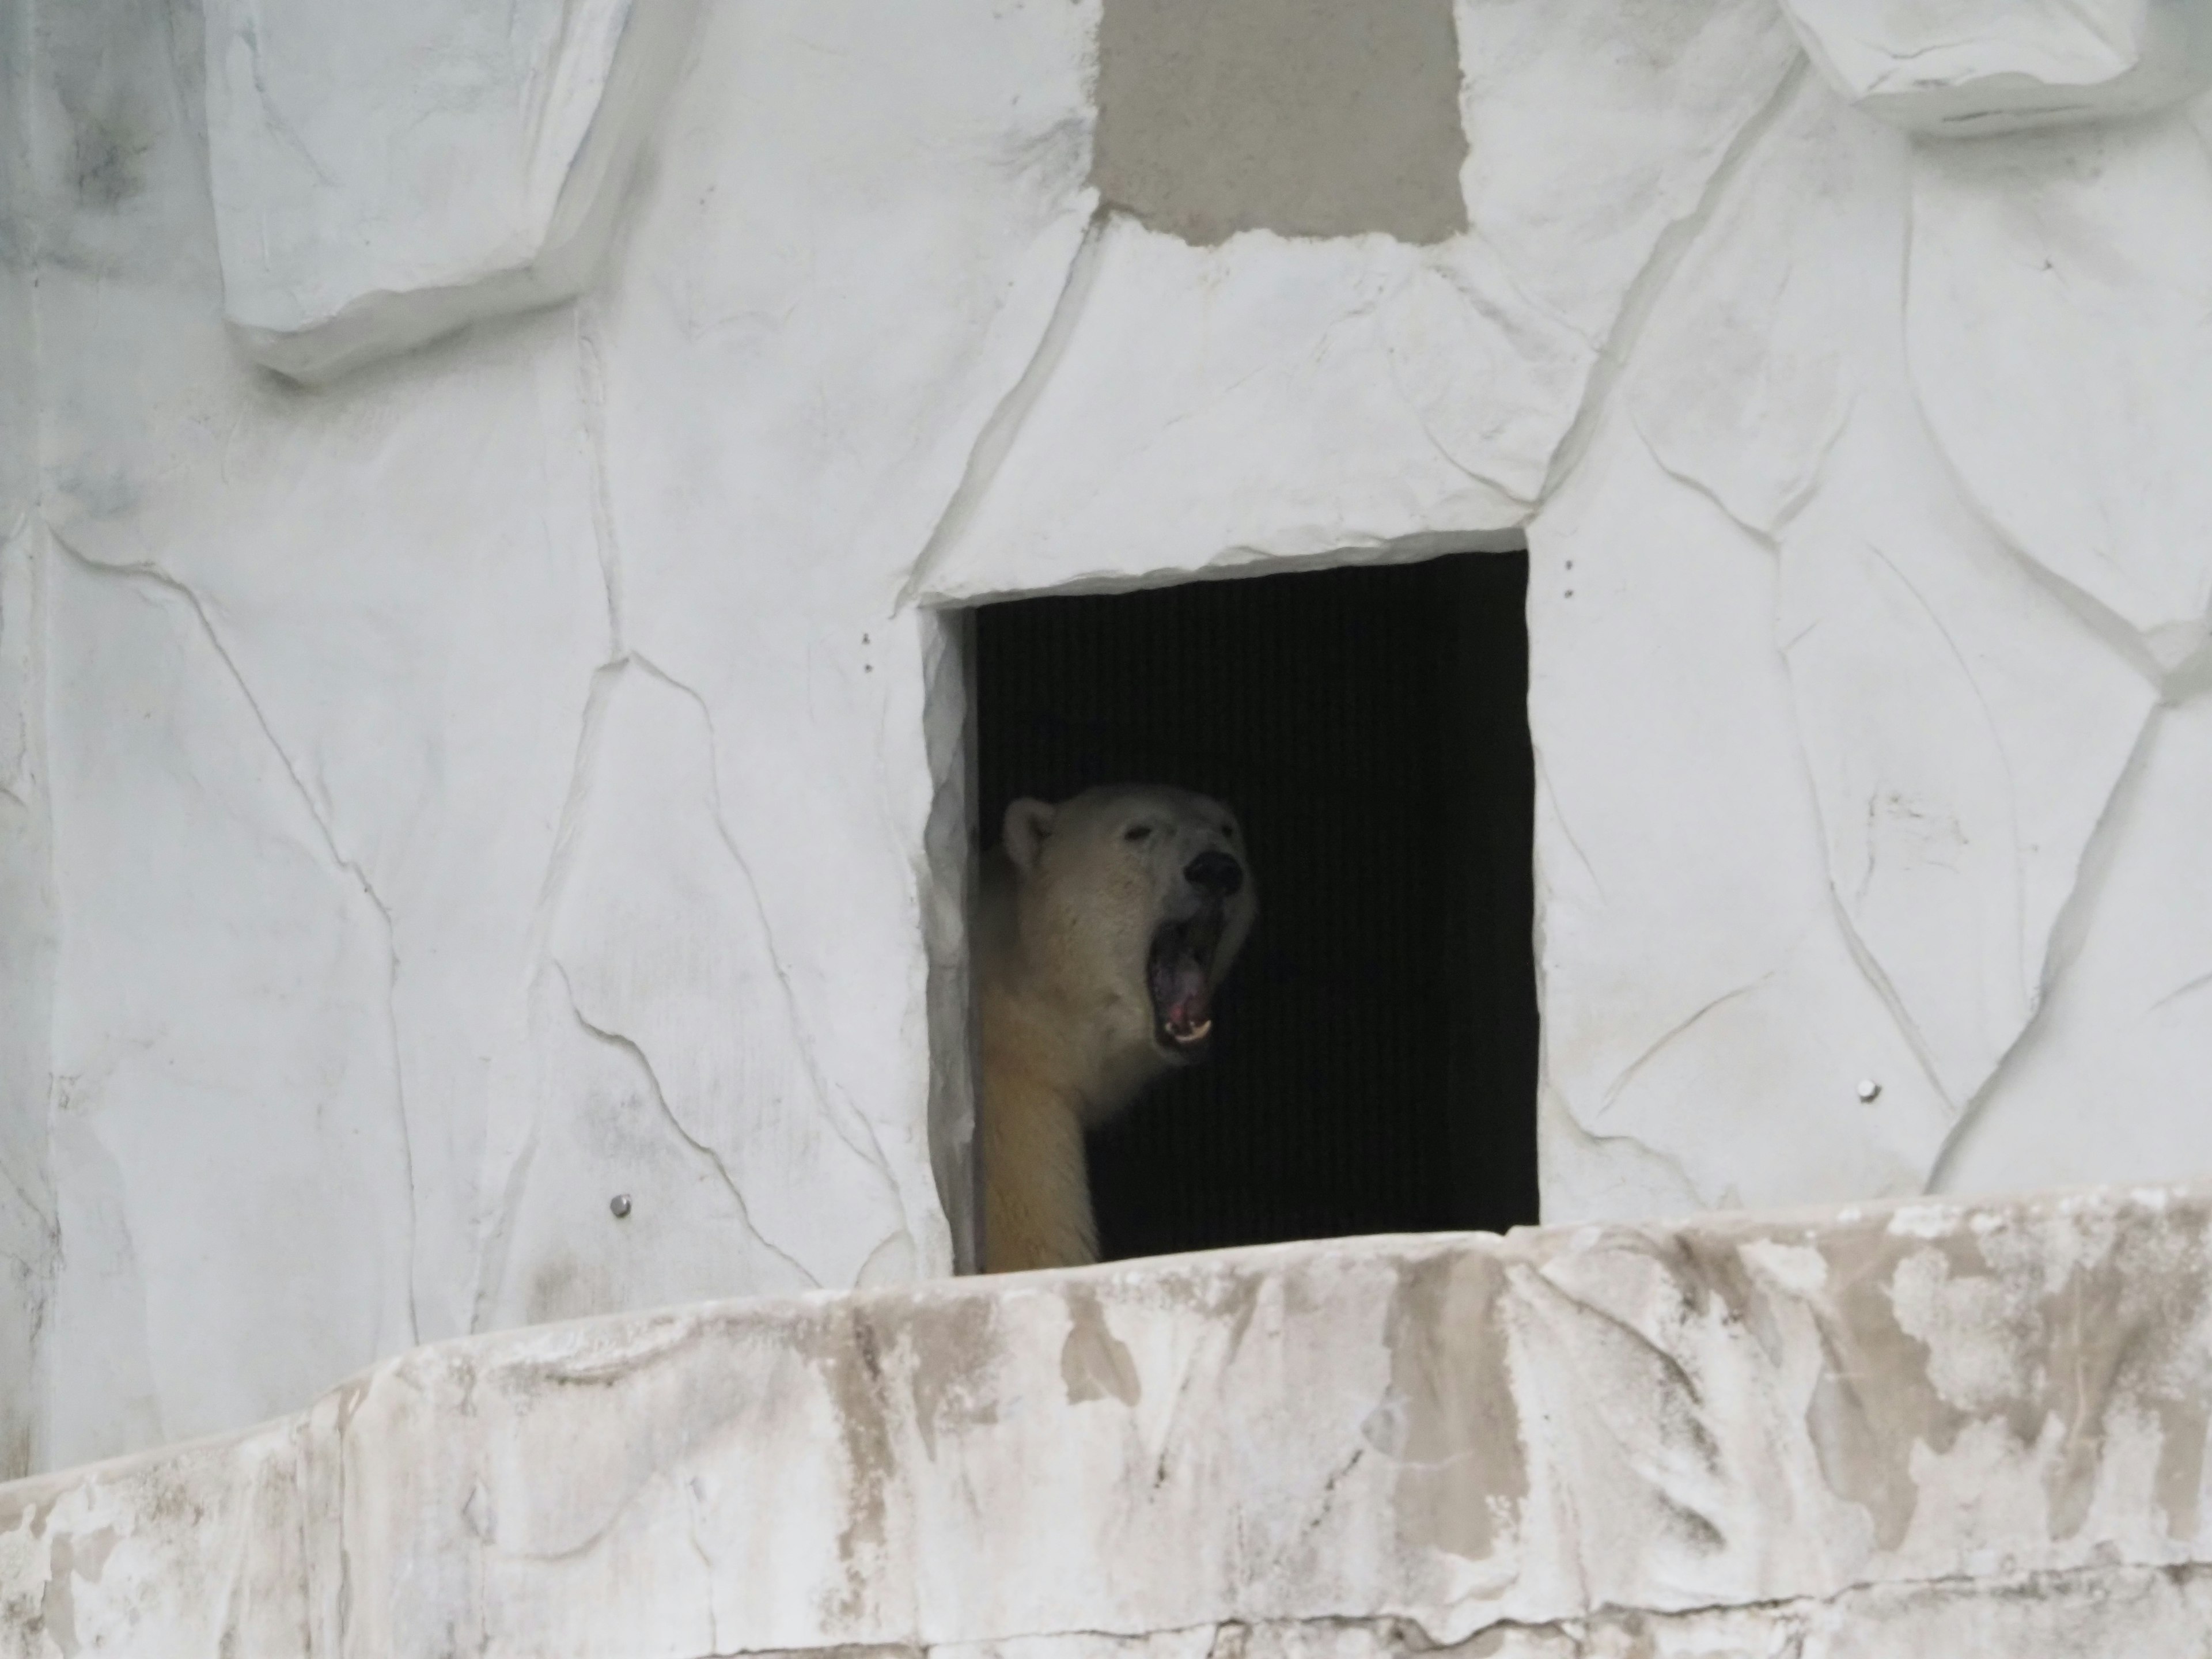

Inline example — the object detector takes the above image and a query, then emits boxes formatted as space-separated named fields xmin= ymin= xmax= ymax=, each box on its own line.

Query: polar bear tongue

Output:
xmin=1150 ymin=946 xmax=1212 ymax=1043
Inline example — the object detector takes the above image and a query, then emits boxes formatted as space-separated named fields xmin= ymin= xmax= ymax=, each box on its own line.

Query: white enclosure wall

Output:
xmin=0 ymin=0 xmax=55 ymax=1485
xmin=6 ymin=0 xmax=2212 ymax=1479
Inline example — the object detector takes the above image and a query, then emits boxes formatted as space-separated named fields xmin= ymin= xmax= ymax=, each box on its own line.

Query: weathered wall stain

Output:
xmin=1060 ymin=1288 xmax=1142 ymax=1408
xmin=35 ymin=1525 xmax=111 ymax=1658
xmin=900 ymin=1294 xmax=1004 ymax=1459
xmin=2029 ymin=1203 xmax=2212 ymax=1543
xmin=821 ymin=1305 xmax=897 ymax=1630
xmin=1375 ymin=1249 xmax=1526 ymax=1564
xmin=1804 ymin=1224 xmax=1990 ymax=1553
xmin=1796 ymin=1200 xmax=2212 ymax=1554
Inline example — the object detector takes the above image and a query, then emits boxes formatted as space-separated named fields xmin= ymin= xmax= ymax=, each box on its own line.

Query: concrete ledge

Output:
xmin=5 ymin=1183 xmax=2210 ymax=1655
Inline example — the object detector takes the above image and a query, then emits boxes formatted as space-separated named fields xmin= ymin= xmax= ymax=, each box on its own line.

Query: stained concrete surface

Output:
xmin=1092 ymin=0 xmax=1469 ymax=245
xmin=6 ymin=1183 xmax=2212 ymax=1656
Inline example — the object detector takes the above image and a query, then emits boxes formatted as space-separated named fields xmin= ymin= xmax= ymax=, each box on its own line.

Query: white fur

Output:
xmin=976 ymin=785 xmax=1256 ymax=1273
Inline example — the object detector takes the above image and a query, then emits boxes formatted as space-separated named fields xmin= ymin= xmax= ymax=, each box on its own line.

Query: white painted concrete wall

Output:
xmin=0 ymin=0 xmax=54 ymax=1488
xmin=6 ymin=0 xmax=2212 ymax=1488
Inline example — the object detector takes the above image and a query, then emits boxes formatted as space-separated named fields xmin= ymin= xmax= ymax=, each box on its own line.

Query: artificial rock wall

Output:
xmin=7 ymin=1184 xmax=2212 ymax=1657
xmin=5 ymin=0 xmax=2212 ymax=1479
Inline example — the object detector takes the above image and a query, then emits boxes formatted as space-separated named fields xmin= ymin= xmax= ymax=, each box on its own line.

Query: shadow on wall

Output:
xmin=973 ymin=550 xmax=1539 ymax=1260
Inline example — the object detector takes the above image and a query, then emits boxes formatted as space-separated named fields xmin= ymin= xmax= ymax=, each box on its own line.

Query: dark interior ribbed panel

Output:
xmin=973 ymin=551 xmax=1539 ymax=1258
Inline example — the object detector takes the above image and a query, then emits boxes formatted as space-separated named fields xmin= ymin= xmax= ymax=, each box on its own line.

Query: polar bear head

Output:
xmin=998 ymin=783 xmax=1257 ymax=1091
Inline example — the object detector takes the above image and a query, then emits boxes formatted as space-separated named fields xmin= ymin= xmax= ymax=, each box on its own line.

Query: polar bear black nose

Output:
xmin=1184 ymin=850 xmax=1244 ymax=897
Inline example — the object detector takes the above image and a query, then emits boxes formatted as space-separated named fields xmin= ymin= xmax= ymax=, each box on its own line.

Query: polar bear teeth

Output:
xmin=1170 ymin=1019 xmax=1213 ymax=1046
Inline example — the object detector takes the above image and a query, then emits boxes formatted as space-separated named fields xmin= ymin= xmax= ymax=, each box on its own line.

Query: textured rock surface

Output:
xmin=0 ymin=0 xmax=53 ymax=1487
xmin=916 ymin=0 xmax=1799 ymax=603
xmin=1781 ymin=0 xmax=2212 ymax=134
xmin=11 ymin=0 xmax=2212 ymax=1494
xmin=1535 ymin=42 xmax=2192 ymax=1220
xmin=1939 ymin=695 xmax=2212 ymax=1195
xmin=10 ymin=0 xmax=1093 ymax=1469
xmin=204 ymin=0 xmax=696 ymax=381
xmin=1554 ymin=66 xmax=2162 ymax=1216
xmin=1909 ymin=104 xmax=2212 ymax=666
xmin=5 ymin=1185 xmax=2212 ymax=1656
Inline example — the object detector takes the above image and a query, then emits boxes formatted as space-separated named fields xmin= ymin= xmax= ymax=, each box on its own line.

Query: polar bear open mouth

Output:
xmin=1147 ymin=908 xmax=1225 ymax=1054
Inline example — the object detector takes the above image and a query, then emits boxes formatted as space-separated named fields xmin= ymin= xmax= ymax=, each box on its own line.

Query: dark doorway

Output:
xmin=972 ymin=550 xmax=1538 ymax=1257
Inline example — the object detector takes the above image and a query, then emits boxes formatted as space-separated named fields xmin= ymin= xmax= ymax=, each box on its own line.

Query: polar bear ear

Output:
xmin=1003 ymin=798 xmax=1057 ymax=873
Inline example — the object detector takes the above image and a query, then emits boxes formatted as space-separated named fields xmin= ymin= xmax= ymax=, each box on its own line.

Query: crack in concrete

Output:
xmin=0 ymin=517 xmax=44 ymax=806
xmin=46 ymin=529 xmax=423 ymax=1344
xmin=1728 ymin=507 xmax=1968 ymax=1122
xmin=1631 ymin=361 xmax=1857 ymax=552
xmin=1896 ymin=184 xmax=2188 ymax=698
xmin=1629 ymin=423 xmax=1785 ymax=553
xmin=623 ymin=650 xmax=892 ymax=1191
xmin=1837 ymin=534 xmax=2034 ymax=1097
xmin=1594 ymin=967 xmax=1781 ymax=1123
xmin=1541 ymin=1079 xmax=1705 ymax=1211
xmin=1540 ymin=59 xmax=1810 ymax=506
xmin=2149 ymin=964 xmax=2212 ymax=1015
xmin=556 ymin=959 xmax=819 ymax=1289
xmin=524 ymin=657 xmax=626 ymax=974
xmin=1902 ymin=177 xmax=2212 ymax=703
xmin=900 ymin=203 xmax=1108 ymax=608
xmin=468 ymin=1100 xmax=541 ymax=1339
xmin=574 ymin=300 xmax=626 ymax=652
xmin=523 ymin=645 xmax=905 ymax=1294
xmin=680 ymin=1473 xmax=722 ymax=1657
xmin=654 ymin=1556 xmax=2212 ymax=1659
xmin=230 ymin=7 xmax=337 ymax=191
xmin=479 ymin=298 xmax=635 ymax=1330
xmin=1599 ymin=421 xmax=1990 ymax=1147
xmin=1926 ymin=702 xmax=2165 ymax=1191
xmin=1391 ymin=365 xmax=1539 ymax=512
xmin=1872 ymin=536 xmax=2028 ymax=940
xmin=1820 ymin=873 xmax=1956 ymax=1119
xmin=0 ymin=1150 xmax=56 ymax=1237
xmin=483 ymin=641 xmax=627 ymax=1326
xmin=1532 ymin=752 xmax=1604 ymax=907
xmin=1377 ymin=239 xmax=1585 ymax=514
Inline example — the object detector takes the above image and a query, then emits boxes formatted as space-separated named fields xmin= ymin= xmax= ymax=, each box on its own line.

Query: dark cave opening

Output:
xmin=972 ymin=549 xmax=1539 ymax=1258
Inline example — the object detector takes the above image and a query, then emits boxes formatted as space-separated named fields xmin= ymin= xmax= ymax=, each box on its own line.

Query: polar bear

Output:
xmin=975 ymin=784 xmax=1256 ymax=1274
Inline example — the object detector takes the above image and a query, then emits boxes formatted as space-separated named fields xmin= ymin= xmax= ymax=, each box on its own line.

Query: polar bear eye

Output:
xmin=1124 ymin=824 xmax=1154 ymax=844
